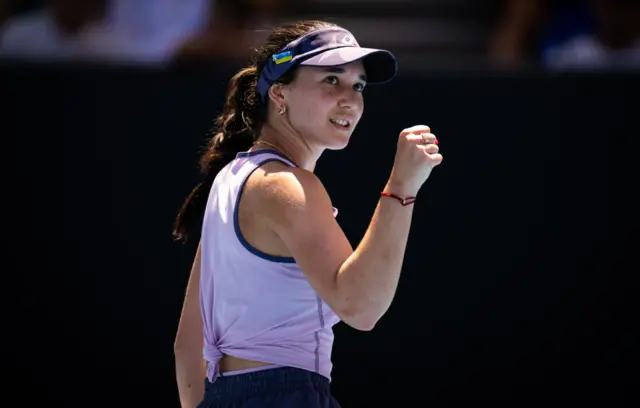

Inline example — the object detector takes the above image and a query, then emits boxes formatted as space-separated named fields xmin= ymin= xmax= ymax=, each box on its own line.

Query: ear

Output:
xmin=267 ymin=83 xmax=286 ymax=107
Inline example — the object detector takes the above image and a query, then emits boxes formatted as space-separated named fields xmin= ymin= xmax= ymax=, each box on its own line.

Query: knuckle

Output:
xmin=401 ymin=124 xmax=430 ymax=135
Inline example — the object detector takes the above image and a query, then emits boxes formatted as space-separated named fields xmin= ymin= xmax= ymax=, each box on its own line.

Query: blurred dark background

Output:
xmin=2 ymin=0 xmax=635 ymax=406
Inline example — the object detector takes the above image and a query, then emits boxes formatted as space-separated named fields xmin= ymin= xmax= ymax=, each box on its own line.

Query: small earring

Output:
xmin=278 ymin=105 xmax=287 ymax=115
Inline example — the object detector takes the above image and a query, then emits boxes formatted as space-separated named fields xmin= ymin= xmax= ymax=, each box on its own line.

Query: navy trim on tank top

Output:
xmin=233 ymin=152 xmax=297 ymax=263
xmin=236 ymin=148 xmax=299 ymax=167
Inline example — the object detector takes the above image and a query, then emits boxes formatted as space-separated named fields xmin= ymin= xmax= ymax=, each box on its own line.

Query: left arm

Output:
xmin=174 ymin=242 xmax=205 ymax=408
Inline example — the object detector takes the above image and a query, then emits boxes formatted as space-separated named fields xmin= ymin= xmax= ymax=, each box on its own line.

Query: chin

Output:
xmin=326 ymin=133 xmax=353 ymax=150
xmin=323 ymin=125 xmax=355 ymax=150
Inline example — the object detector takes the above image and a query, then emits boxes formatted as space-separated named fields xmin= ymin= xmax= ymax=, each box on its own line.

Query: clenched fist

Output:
xmin=387 ymin=125 xmax=443 ymax=196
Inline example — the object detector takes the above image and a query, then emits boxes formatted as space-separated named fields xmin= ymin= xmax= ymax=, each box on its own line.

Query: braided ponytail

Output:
xmin=172 ymin=67 xmax=262 ymax=242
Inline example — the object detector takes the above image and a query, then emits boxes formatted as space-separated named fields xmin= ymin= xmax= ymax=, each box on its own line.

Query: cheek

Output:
xmin=290 ymin=90 xmax=332 ymax=121
xmin=355 ymin=95 xmax=364 ymax=118
xmin=287 ymin=99 xmax=323 ymax=136
xmin=291 ymin=97 xmax=323 ymax=123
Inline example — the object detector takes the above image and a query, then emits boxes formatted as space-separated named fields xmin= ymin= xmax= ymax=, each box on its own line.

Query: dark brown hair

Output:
xmin=172 ymin=20 xmax=339 ymax=242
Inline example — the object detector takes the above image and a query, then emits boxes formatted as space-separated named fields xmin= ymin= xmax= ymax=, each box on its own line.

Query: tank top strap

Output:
xmin=236 ymin=149 xmax=297 ymax=168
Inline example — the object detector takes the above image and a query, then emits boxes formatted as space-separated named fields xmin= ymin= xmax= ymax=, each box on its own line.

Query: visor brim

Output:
xmin=299 ymin=47 xmax=397 ymax=84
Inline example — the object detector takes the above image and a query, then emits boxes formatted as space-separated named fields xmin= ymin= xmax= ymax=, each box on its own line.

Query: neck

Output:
xmin=254 ymin=122 xmax=323 ymax=172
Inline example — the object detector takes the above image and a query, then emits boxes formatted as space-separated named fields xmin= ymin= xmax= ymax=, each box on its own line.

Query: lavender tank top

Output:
xmin=199 ymin=149 xmax=341 ymax=383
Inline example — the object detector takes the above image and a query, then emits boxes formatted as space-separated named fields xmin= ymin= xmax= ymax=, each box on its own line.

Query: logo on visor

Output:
xmin=273 ymin=51 xmax=293 ymax=64
xmin=341 ymin=35 xmax=355 ymax=45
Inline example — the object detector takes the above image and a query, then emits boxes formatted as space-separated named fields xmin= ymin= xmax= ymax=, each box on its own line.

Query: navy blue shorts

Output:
xmin=196 ymin=367 xmax=341 ymax=408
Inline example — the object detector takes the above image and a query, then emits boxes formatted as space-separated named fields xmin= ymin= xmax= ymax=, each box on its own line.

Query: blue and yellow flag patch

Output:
xmin=272 ymin=51 xmax=293 ymax=64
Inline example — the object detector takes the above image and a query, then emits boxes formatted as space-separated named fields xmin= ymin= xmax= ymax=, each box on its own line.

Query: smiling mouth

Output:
xmin=330 ymin=118 xmax=350 ymax=128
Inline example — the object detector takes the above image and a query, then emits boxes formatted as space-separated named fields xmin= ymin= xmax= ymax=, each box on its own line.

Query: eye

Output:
xmin=324 ymin=75 xmax=365 ymax=93
xmin=324 ymin=75 xmax=339 ymax=85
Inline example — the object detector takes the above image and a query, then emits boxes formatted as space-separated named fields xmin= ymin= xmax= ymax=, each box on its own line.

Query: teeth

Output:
xmin=331 ymin=119 xmax=349 ymax=127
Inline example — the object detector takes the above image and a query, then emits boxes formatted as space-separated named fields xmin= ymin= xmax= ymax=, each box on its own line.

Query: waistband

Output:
xmin=203 ymin=366 xmax=331 ymax=403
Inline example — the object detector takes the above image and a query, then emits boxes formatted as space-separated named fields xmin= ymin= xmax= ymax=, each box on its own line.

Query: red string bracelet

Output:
xmin=380 ymin=191 xmax=417 ymax=206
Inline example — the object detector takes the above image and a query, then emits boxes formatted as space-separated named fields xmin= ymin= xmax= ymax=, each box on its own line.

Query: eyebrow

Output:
xmin=323 ymin=67 xmax=367 ymax=82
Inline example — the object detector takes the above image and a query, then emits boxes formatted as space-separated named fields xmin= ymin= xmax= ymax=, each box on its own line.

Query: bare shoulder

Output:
xmin=248 ymin=161 xmax=334 ymax=224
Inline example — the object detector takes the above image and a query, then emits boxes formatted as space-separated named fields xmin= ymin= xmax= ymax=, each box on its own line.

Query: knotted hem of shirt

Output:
xmin=204 ymin=344 xmax=223 ymax=382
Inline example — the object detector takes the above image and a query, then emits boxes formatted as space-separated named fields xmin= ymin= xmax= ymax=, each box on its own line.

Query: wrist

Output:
xmin=381 ymin=180 xmax=420 ymax=207
xmin=384 ymin=179 xmax=419 ymax=198
xmin=380 ymin=191 xmax=416 ymax=206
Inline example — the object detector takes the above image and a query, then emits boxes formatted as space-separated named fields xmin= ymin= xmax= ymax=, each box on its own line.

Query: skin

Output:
xmin=258 ymin=62 xmax=368 ymax=171
xmin=174 ymin=59 xmax=443 ymax=407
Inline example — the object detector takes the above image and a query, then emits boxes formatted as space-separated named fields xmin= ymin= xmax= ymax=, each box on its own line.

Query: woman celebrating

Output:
xmin=173 ymin=19 xmax=442 ymax=408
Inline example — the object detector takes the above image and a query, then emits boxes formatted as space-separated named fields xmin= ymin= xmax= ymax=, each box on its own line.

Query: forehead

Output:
xmin=298 ymin=61 xmax=367 ymax=80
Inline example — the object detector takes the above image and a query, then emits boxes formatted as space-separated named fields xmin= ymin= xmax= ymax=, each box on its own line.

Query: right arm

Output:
xmin=262 ymin=126 xmax=442 ymax=330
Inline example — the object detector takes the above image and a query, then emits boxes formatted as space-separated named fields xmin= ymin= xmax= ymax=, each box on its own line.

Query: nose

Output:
xmin=337 ymin=88 xmax=361 ymax=111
